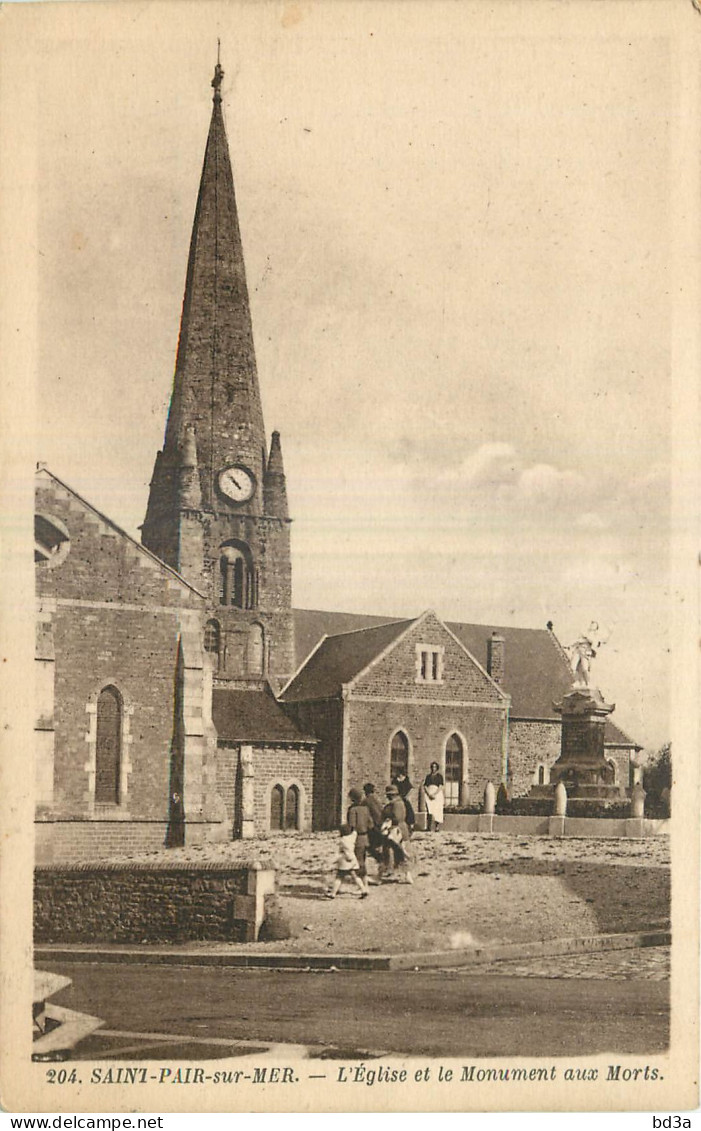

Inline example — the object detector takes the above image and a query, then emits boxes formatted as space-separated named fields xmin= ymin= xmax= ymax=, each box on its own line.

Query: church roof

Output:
xmin=212 ymin=686 xmax=317 ymax=745
xmin=290 ymin=608 xmax=639 ymax=747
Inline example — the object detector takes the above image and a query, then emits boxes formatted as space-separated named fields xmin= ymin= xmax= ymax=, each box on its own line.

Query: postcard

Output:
xmin=0 ymin=0 xmax=698 ymax=1115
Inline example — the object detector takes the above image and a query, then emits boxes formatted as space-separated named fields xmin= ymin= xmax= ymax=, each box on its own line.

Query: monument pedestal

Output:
xmin=548 ymin=686 xmax=626 ymax=801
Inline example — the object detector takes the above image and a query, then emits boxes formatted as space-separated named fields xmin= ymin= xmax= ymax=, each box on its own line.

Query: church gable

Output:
xmin=348 ymin=611 xmax=507 ymax=704
xmin=35 ymin=469 xmax=204 ymax=609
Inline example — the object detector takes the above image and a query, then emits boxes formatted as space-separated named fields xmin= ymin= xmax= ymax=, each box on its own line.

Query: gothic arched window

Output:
xmin=95 ymin=686 xmax=122 ymax=805
xmin=270 ymin=784 xmax=284 ymax=831
xmin=204 ymin=619 xmax=220 ymax=655
xmin=390 ymin=730 xmax=409 ymax=779
xmin=219 ymin=542 xmax=255 ymax=609
xmin=445 ymin=733 xmax=464 ymax=806
xmin=284 ymin=785 xmax=300 ymax=831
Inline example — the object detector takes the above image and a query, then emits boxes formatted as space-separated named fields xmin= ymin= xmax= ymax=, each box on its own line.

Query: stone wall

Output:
xmin=34 ymin=818 xmax=221 ymax=864
xmin=35 ymin=473 xmax=217 ymax=826
xmin=284 ymin=699 xmax=343 ymax=828
xmin=215 ymin=744 xmax=315 ymax=834
xmin=352 ymin=611 xmax=504 ymax=704
xmin=507 ymin=719 xmax=561 ymax=796
xmin=508 ymin=719 xmax=636 ymax=797
xmin=34 ymin=862 xmax=275 ymax=943
xmin=345 ymin=698 xmax=506 ymax=808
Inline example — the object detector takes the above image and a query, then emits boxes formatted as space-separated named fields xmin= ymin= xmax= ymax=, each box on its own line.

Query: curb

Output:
xmin=35 ymin=928 xmax=670 ymax=972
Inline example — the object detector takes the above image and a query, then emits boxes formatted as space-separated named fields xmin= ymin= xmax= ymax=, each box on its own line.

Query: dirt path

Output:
xmin=117 ymin=831 xmax=670 ymax=955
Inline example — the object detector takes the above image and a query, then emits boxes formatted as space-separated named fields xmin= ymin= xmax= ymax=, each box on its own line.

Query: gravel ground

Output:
xmin=470 ymin=945 xmax=671 ymax=980
xmin=116 ymin=830 xmax=670 ymax=959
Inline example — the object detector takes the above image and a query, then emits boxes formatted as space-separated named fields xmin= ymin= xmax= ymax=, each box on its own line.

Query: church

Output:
xmin=34 ymin=64 xmax=640 ymax=862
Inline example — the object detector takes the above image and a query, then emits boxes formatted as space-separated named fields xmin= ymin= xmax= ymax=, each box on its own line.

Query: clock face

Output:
xmin=218 ymin=465 xmax=255 ymax=503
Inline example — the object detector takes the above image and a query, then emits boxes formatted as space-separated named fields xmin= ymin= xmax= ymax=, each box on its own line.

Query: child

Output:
xmin=327 ymin=824 xmax=369 ymax=898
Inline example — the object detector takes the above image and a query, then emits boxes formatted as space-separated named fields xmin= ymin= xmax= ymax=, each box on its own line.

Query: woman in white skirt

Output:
xmin=423 ymin=762 xmax=445 ymax=831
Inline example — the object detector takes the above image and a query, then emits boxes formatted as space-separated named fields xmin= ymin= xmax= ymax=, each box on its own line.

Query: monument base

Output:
xmin=524 ymin=685 xmax=628 ymax=811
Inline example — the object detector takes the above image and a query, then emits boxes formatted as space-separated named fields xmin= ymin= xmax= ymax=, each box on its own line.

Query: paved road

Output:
xmin=44 ymin=962 xmax=669 ymax=1060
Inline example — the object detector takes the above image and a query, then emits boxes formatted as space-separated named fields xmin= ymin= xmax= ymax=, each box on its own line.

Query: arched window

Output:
xmin=219 ymin=542 xmax=255 ymax=609
xmin=538 ymin=765 xmax=546 ymax=786
xmin=247 ymin=623 xmax=265 ymax=675
xmin=390 ymin=730 xmax=409 ymax=779
xmin=95 ymin=686 xmax=122 ymax=805
xmin=284 ymin=785 xmax=300 ymax=831
xmin=445 ymin=733 xmax=463 ymax=806
xmin=270 ymin=784 xmax=284 ymax=831
xmin=204 ymin=619 xmax=220 ymax=655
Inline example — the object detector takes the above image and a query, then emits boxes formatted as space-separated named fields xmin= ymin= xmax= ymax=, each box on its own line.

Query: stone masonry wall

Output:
xmin=345 ymin=699 xmax=506 ymax=808
xmin=508 ymin=719 xmax=636 ymax=796
xmin=34 ymin=819 xmax=221 ymax=864
xmin=50 ymin=604 xmax=182 ymax=819
xmin=34 ymin=863 xmax=254 ymax=943
xmin=283 ymin=699 xmax=343 ymax=828
xmin=216 ymin=744 xmax=315 ymax=834
xmin=507 ymin=720 xmax=561 ymax=796
xmin=352 ymin=612 xmax=504 ymax=704
xmin=35 ymin=475 xmax=207 ymax=824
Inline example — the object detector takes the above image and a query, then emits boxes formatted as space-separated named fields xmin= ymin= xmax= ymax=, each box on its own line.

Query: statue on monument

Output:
xmin=567 ymin=621 xmax=608 ymax=688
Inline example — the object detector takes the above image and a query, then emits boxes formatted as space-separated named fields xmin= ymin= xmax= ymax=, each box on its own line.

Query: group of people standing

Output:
xmin=326 ymin=764 xmax=447 ymax=899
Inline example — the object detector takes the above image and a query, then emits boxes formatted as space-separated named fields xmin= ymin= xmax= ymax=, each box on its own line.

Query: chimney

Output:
xmin=487 ymin=632 xmax=505 ymax=684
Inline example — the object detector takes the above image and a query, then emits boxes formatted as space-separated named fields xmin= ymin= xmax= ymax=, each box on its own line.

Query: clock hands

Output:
xmin=219 ymin=466 xmax=253 ymax=501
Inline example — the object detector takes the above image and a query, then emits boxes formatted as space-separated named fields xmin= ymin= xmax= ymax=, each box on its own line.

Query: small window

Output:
xmin=416 ymin=644 xmax=444 ymax=683
xmin=270 ymin=784 xmax=284 ymax=831
xmin=390 ymin=730 xmax=409 ymax=779
xmin=538 ymin=765 xmax=546 ymax=785
xmin=204 ymin=619 xmax=220 ymax=654
xmin=284 ymin=785 xmax=299 ymax=830
xmin=445 ymin=734 xmax=463 ymax=806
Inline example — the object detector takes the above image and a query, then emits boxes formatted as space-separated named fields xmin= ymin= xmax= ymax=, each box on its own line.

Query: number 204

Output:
xmin=45 ymin=1068 xmax=78 ymax=1084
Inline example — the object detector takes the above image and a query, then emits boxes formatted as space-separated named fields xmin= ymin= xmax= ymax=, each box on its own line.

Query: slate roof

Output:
xmin=290 ymin=608 xmax=639 ymax=747
xmin=212 ymin=687 xmax=316 ymax=745
xmin=283 ymin=618 xmax=413 ymax=702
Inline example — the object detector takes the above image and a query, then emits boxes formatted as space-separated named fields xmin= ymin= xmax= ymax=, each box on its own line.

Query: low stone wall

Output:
xmin=34 ymin=862 xmax=275 ymax=944
xmin=441 ymin=813 xmax=670 ymax=838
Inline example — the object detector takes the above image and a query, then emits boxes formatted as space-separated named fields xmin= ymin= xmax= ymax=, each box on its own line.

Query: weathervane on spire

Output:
xmin=212 ymin=41 xmax=224 ymax=102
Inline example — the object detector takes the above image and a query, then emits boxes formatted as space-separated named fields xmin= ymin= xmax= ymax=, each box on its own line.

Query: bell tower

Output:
xmin=142 ymin=59 xmax=294 ymax=686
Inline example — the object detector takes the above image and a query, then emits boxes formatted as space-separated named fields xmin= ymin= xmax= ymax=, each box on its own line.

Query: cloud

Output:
xmin=436 ymin=442 xmax=591 ymax=512
xmin=456 ymin=442 xmax=520 ymax=488
xmin=516 ymin=462 xmax=587 ymax=504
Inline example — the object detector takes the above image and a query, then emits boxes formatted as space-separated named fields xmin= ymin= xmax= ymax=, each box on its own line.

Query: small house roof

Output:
xmin=212 ymin=686 xmax=317 ymax=745
xmin=290 ymin=608 xmax=639 ymax=747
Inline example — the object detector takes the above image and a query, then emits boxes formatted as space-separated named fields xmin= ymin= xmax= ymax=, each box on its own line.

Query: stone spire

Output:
xmin=161 ymin=57 xmax=266 ymax=510
xmin=263 ymin=430 xmax=289 ymax=519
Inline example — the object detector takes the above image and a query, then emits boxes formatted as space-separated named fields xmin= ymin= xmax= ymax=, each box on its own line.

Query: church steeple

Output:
xmin=160 ymin=57 xmax=266 ymax=510
xmin=142 ymin=60 xmax=295 ymax=684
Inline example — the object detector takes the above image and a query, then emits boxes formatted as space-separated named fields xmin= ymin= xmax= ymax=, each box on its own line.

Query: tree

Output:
xmin=643 ymin=743 xmax=671 ymax=816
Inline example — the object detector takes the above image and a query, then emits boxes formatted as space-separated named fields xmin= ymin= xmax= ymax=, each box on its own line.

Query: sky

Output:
xmin=15 ymin=1 xmax=684 ymax=749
